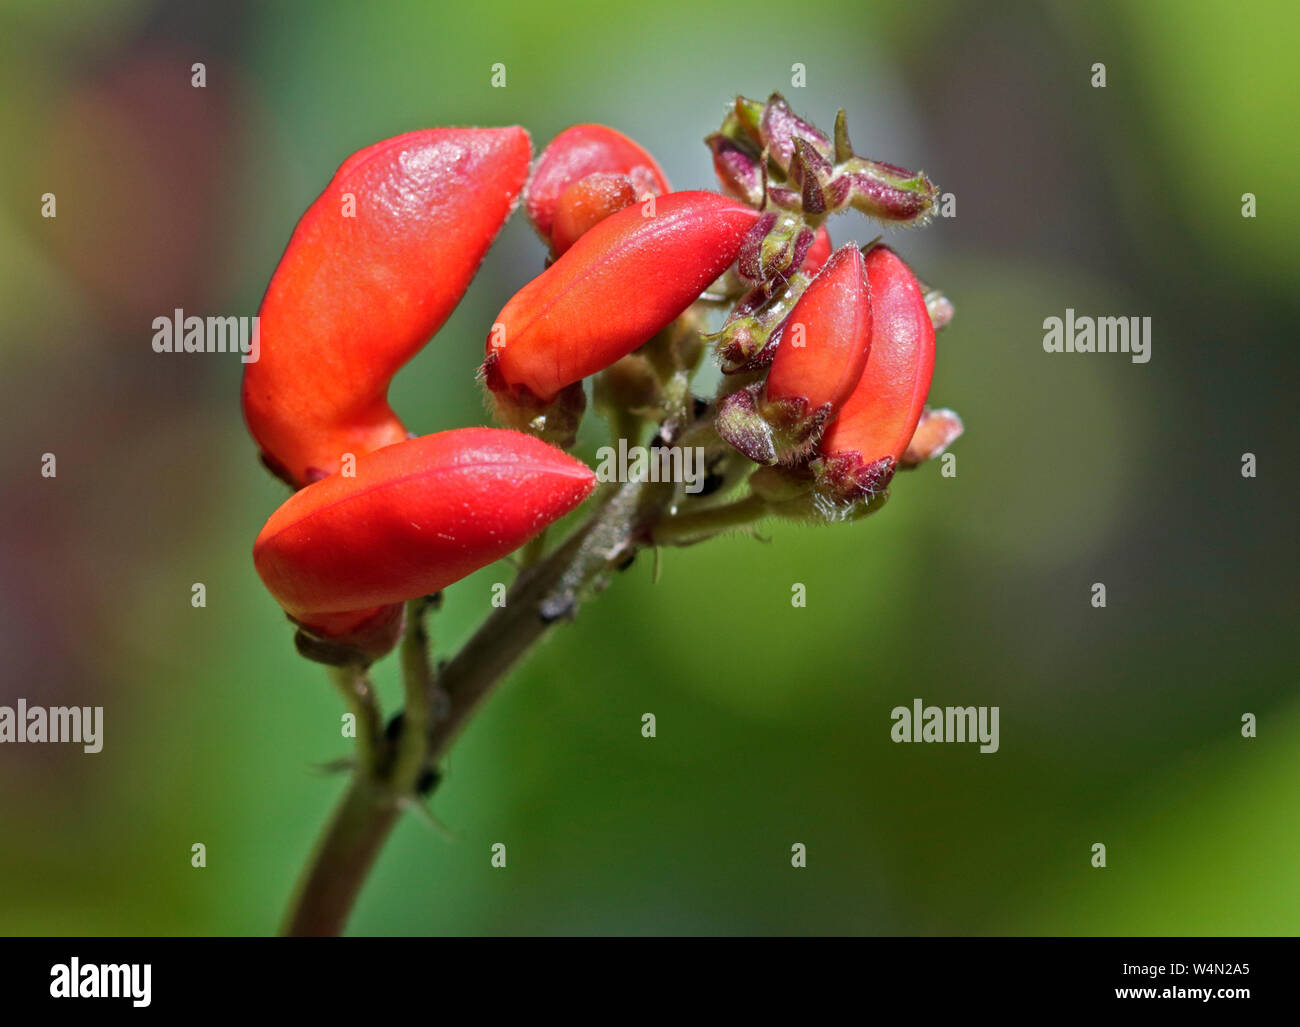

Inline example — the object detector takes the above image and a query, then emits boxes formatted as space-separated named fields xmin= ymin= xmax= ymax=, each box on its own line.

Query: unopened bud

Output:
xmin=758 ymin=92 xmax=832 ymax=173
xmin=525 ymin=123 xmax=670 ymax=247
xmin=706 ymin=133 xmax=765 ymax=205
xmin=717 ymin=245 xmax=872 ymax=465
xmin=924 ymin=289 xmax=954 ymax=330
xmin=710 ymin=273 xmax=809 ymax=373
xmin=843 ymin=157 xmax=939 ymax=224
xmin=814 ymin=245 xmax=936 ymax=502
xmin=724 ymin=95 xmax=766 ymax=148
xmin=551 ymin=173 xmax=641 ymax=256
xmin=900 ymin=408 xmax=963 ymax=468
xmin=738 ymin=212 xmax=814 ymax=284
xmin=791 ymin=139 xmax=850 ymax=216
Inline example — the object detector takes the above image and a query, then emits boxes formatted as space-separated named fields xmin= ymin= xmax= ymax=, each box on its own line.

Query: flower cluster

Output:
xmin=245 ymin=94 xmax=962 ymax=661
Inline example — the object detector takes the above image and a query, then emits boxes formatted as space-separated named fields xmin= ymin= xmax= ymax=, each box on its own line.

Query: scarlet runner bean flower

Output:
xmin=716 ymin=244 xmax=872 ymax=464
xmin=484 ymin=191 xmax=762 ymax=410
xmin=253 ymin=428 xmax=596 ymax=659
xmin=249 ymin=93 xmax=961 ymax=937
xmin=525 ymin=123 xmax=669 ymax=251
xmin=243 ymin=127 xmax=532 ymax=488
xmin=813 ymin=244 xmax=936 ymax=499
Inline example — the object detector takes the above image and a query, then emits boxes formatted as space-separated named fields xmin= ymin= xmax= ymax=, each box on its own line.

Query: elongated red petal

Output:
xmin=525 ymin=123 xmax=669 ymax=244
xmin=487 ymin=191 xmax=761 ymax=403
xmin=765 ymin=245 xmax=871 ymax=415
xmin=243 ymin=127 xmax=532 ymax=487
xmin=817 ymin=246 xmax=935 ymax=480
xmin=715 ymin=244 xmax=871 ymax=465
xmin=253 ymin=429 xmax=595 ymax=635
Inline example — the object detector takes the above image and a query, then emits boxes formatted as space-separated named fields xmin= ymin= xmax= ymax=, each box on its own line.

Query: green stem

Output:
xmin=425 ymin=530 xmax=590 ymax=760
xmin=327 ymin=665 xmax=383 ymax=774
xmin=518 ymin=528 xmax=548 ymax=570
xmin=607 ymin=404 xmax=643 ymax=448
xmin=651 ymin=492 xmax=769 ymax=544
xmin=279 ymin=773 xmax=400 ymax=937
xmin=390 ymin=597 xmax=436 ymax=792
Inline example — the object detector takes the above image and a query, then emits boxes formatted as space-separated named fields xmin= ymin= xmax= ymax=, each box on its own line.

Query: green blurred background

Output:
xmin=0 ymin=0 xmax=1295 ymax=935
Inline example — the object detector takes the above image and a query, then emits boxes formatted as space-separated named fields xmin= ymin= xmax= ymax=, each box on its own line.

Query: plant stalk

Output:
xmin=280 ymin=471 xmax=678 ymax=936
xmin=279 ymin=772 xmax=400 ymax=937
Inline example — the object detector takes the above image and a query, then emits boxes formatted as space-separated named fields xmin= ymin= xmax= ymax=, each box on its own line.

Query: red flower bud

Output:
xmin=525 ymin=124 xmax=669 ymax=248
xmin=766 ymin=247 xmax=873 ymax=414
xmin=716 ymin=245 xmax=872 ymax=464
xmin=254 ymin=429 xmax=595 ymax=656
xmin=485 ymin=191 xmax=762 ymax=405
xmin=550 ymin=172 xmax=640 ymax=256
xmin=815 ymin=245 xmax=936 ymax=498
xmin=243 ymin=127 xmax=531 ymax=487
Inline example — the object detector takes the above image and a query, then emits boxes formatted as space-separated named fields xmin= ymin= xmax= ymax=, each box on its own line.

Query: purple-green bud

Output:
xmin=715 ymin=384 xmax=776 ymax=464
xmin=737 ymin=212 xmax=814 ymax=284
xmin=843 ymin=156 xmax=939 ymax=224
xmin=728 ymin=95 xmax=766 ymax=148
xmin=706 ymin=133 xmax=765 ymax=205
xmin=812 ymin=450 xmax=897 ymax=505
xmin=791 ymin=139 xmax=850 ymax=216
xmin=766 ymin=185 xmax=803 ymax=211
xmin=705 ymin=95 xmax=940 ymax=226
xmin=759 ymin=92 xmax=833 ymax=173
xmin=715 ymin=381 xmax=836 ymax=467
xmin=708 ymin=273 xmax=810 ymax=373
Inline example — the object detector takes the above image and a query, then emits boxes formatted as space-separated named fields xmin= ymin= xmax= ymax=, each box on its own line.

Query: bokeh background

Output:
xmin=0 ymin=0 xmax=1295 ymax=935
